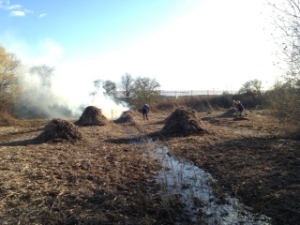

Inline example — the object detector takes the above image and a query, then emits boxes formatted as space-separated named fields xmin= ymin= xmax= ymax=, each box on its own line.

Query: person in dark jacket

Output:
xmin=233 ymin=100 xmax=244 ymax=117
xmin=141 ymin=104 xmax=149 ymax=120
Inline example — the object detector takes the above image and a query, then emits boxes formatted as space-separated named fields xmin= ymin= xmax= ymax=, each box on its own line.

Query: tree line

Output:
xmin=0 ymin=45 xmax=161 ymax=116
xmin=92 ymin=73 xmax=160 ymax=108
xmin=1 ymin=0 xmax=300 ymax=127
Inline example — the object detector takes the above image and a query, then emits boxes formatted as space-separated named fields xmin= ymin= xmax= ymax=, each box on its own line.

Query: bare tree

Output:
xmin=89 ymin=79 xmax=102 ymax=98
xmin=102 ymin=80 xmax=116 ymax=96
xmin=0 ymin=45 xmax=21 ymax=112
xmin=267 ymin=0 xmax=300 ymax=125
xmin=268 ymin=0 xmax=300 ymax=85
xmin=29 ymin=64 xmax=55 ymax=88
xmin=90 ymin=79 xmax=117 ymax=99
xmin=93 ymin=79 xmax=102 ymax=89
xmin=131 ymin=76 xmax=160 ymax=106
xmin=119 ymin=73 xmax=134 ymax=98
xmin=103 ymin=80 xmax=118 ymax=103
xmin=239 ymin=79 xmax=262 ymax=96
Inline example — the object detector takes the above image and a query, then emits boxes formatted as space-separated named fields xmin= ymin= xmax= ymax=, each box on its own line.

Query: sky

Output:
xmin=0 ymin=0 xmax=284 ymax=94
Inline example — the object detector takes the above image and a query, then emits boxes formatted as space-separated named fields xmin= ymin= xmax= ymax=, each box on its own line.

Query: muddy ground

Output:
xmin=0 ymin=109 xmax=299 ymax=224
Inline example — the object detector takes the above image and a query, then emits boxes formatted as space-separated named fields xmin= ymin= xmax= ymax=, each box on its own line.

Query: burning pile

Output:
xmin=160 ymin=107 xmax=207 ymax=136
xmin=114 ymin=110 xmax=134 ymax=123
xmin=75 ymin=106 xmax=108 ymax=126
xmin=35 ymin=119 xmax=82 ymax=143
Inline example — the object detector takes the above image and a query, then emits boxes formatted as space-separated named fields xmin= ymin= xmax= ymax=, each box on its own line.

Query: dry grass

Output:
xmin=0 ymin=108 xmax=299 ymax=224
xmin=0 ymin=112 xmax=188 ymax=224
xmin=164 ymin=109 xmax=300 ymax=225
xmin=75 ymin=106 xmax=108 ymax=126
xmin=113 ymin=110 xmax=135 ymax=123
xmin=159 ymin=107 xmax=207 ymax=137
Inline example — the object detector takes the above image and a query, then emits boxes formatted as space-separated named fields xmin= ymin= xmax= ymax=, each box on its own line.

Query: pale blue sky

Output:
xmin=0 ymin=0 xmax=282 ymax=93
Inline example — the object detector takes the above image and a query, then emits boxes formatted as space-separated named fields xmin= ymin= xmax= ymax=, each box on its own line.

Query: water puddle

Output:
xmin=149 ymin=146 xmax=271 ymax=224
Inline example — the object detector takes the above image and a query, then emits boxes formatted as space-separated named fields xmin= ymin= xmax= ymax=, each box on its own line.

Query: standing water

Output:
xmin=149 ymin=146 xmax=271 ymax=225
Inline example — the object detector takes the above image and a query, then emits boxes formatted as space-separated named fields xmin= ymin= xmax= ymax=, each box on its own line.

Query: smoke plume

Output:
xmin=14 ymin=65 xmax=128 ymax=120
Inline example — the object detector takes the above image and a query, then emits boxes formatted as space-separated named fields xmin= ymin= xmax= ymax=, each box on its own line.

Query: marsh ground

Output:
xmin=0 ymin=108 xmax=299 ymax=224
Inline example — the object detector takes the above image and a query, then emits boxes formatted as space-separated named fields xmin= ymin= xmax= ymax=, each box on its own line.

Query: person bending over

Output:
xmin=141 ymin=104 xmax=150 ymax=120
xmin=233 ymin=100 xmax=244 ymax=117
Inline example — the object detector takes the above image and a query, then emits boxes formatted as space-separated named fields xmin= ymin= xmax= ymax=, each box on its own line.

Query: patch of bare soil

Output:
xmin=75 ymin=105 xmax=108 ymax=126
xmin=0 ymin=109 xmax=299 ymax=224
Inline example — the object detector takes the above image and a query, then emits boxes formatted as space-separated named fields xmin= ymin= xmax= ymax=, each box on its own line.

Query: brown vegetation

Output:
xmin=75 ymin=106 xmax=108 ymax=126
xmin=0 ymin=106 xmax=299 ymax=224
xmin=35 ymin=118 xmax=82 ymax=143
xmin=159 ymin=107 xmax=207 ymax=137
xmin=217 ymin=108 xmax=237 ymax=118
xmin=114 ymin=110 xmax=135 ymax=123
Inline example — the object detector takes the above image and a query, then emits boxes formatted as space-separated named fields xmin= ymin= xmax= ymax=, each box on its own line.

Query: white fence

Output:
xmin=115 ymin=90 xmax=239 ymax=98
xmin=158 ymin=90 xmax=235 ymax=97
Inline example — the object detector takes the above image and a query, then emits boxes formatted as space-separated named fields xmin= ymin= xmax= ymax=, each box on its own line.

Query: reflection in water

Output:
xmin=150 ymin=146 xmax=271 ymax=225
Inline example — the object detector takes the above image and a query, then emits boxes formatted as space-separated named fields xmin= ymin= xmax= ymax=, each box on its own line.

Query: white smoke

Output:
xmin=0 ymin=36 xmax=129 ymax=120
xmin=15 ymin=65 xmax=128 ymax=120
